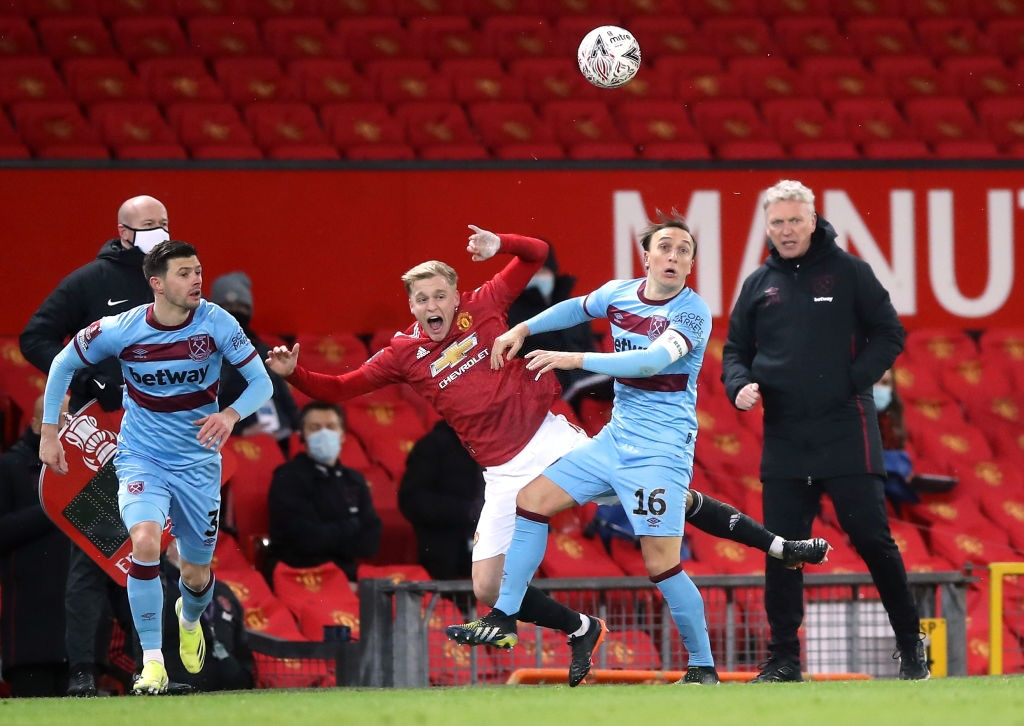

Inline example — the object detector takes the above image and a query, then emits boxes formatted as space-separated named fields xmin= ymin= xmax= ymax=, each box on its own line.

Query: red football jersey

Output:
xmin=289 ymin=235 xmax=560 ymax=467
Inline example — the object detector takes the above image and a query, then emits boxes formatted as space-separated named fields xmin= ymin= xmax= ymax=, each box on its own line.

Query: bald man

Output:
xmin=20 ymin=194 xmax=169 ymax=697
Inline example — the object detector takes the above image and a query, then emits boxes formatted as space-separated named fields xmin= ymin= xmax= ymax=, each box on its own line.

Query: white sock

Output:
xmin=768 ymin=536 xmax=785 ymax=559
xmin=143 ymin=649 xmax=164 ymax=666
xmin=181 ymin=617 xmax=200 ymax=631
xmin=570 ymin=615 xmax=590 ymax=638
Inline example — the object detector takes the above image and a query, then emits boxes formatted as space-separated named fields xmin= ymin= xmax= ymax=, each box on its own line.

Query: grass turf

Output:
xmin=2 ymin=676 xmax=1022 ymax=726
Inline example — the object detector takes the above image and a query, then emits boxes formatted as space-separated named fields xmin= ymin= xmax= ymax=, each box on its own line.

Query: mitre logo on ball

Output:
xmin=577 ymin=25 xmax=641 ymax=89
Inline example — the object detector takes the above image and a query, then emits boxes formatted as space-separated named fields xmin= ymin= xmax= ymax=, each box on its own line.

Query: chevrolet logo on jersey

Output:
xmin=430 ymin=333 xmax=479 ymax=377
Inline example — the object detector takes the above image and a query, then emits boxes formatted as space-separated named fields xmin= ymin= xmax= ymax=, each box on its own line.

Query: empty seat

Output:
xmin=757 ymin=0 xmax=829 ymax=18
xmin=773 ymin=16 xmax=854 ymax=63
xmin=568 ymin=141 xmax=636 ymax=158
xmin=846 ymin=17 xmax=920 ymax=58
xmin=830 ymin=0 xmax=903 ymax=20
xmin=244 ymin=101 xmax=328 ymax=153
xmin=677 ymin=67 xmax=742 ymax=104
xmin=690 ymin=98 xmax=769 ymax=146
xmin=942 ymin=55 xmax=1015 ymax=102
xmin=468 ymin=101 xmax=556 ymax=151
xmin=629 ymin=15 xmax=708 ymax=58
xmin=903 ymin=96 xmax=982 ymax=144
xmin=716 ymin=139 xmax=786 ymax=159
xmin=345 ymin=142 xmax=414 ymax=159
xmin=553 ymin=15 xmax=622 ymax=57
xmin=831 ymin=97 xmax=913 ymax=143
xmin=114 ymin=142 xmax=188 ymax=159
xmin=800 ymin=55 xmax=885 ymax=101
xmin=789 ymin=140 xmax=860 ymax=159
xmin=760 ymin=98 xmax=845 ymax=145
xmin=321 ymin=102 xmax=406 ymax=149
xmin=903 ymin=0 xmax=972 ymax=19
xmin=873 ymin=55 xmax=949 ymax=100
xmin=240 ymin=0 xmax=319 ymax=17
xmin=615 ymin=100 xmax=700 ymax=145
xmin=541 ymin=99 xmax=624 ymax=145
xmin=861 ymin=139 xmax=931 ymax=158
xmin=171 ymin=0 xmax=246 ymax=16
xmin=25 ymin=0 xmax=98 ymax=18
xmin=187 ymin=16 xmax=265 ymax=58
xmin=89 ymin=100 xmax=178 ymax=150
xmin=98 ymin=0 xmax=172 ymax=17
xmin=63 ymin=57 xmax=146 ymax=105
xmin=214 ymin=56 xmax=298 ymax=104
xmin=262 ymin=17 xmax=342 ymax=61
xmin=166 ymin=100 xmax=256 ymax=152
xmin=408 ymin=16 xmax=484 ymax=61
xmin=443 ymin=59 xmax=526 ymax=103
xmin=729 ymin=57 xmax=811 ymax=101
xmin=977 ymin=97 xmax=1024 ymax=150
xmin=987 ymin=18 xmax=1024 ymax=61
xmin=37 ymin=16 xmax=116 ymax=61
xmin=368 ymin=58 xmax=454 ymax=104
xmin=509 ymin=57 xmax=600 ymax=103
xmin=0 ymin=57 xmax=68 ymax=104
xmin=701 ymin=17 xmax=775 ymax=59
xmin=418 ymin=142 xmax=489 ymax=159
xmin=333 ymin=16 xmax=410 ymax=63
xmin=393 ymin=0 xmax=463 ymax=16
xmin=137 ymin=57 xmax=225 ymax=104
xmin=0 ymin=17 xmax=41 ymax=57
xmin=110 ymin=16 xmax=192 ymax=62
xmin=480 ymin=15 xmax=556 ymax=61
xmin=394 ymin=101 xmax=475 ymax=149
xmin=288 ymin=58 xmax=375 ymax=106
xmin=10 ymin=99 xmax=103 ymax=154
xmin=916 ymin=18 xmax=990 ymax=60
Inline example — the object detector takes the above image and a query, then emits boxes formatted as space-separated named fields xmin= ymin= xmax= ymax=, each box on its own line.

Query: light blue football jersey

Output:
xmin=72 ymin=300 xmax=258 ymax=469
xmin=582 ymin=279 xmax=711 ymax=461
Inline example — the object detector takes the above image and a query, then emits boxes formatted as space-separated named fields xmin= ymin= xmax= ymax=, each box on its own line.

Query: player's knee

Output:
xmin=473 ymin=580 xmax=499 ymax=606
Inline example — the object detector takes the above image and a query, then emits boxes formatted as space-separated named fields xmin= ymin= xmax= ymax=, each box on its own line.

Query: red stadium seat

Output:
xmin=941 ymin=56 xmax=1016 ymax=102
xmin=394 ymin=0 xmax=465 ymax=17
xmin=830 ymin=0 xmax=903 ymax=21
xmin=110 ymin=16 xmax=193 ymax=62
xmin=772 ymin=17 xmax=853 ymax=61
xmin=933 ymin=140 xmax=1001 ymax=158
xmin=904 ymin=96 xmax=983 ymax=144
xmin=345 ymin=142 xmax=415 ymax=159
xmin=539 ymin=531 xmax=625 ymax=578
xmin=333 ymin=16 xmax=410 ymax=63
xmin=37 ymin=16 xmax=116 ymax=61
xmin=293 ymin=331 xmax=369 ymax=375
xmin=0 ymin=17 xmax=42 ymax=57
xmin=468 ymin=101 xmax=556 ymax=151
xmin=638 ymin=140 xmax=712 ymax=159
xmin=394 ymin=101 xmax=475 ymax=149
xmin=905 ymin=327 xmax=978 ymax=365
xmin=214 ymin=56 xmax=299 ymax=105
xmin=615 ymin=100 xmax=700 ymax=145
xmin=218 ymin=567 xmax=306 ymax=641
xmin=223 ymin=434 xmax=286 ymax=559
xmin=757 ymin=0 xmax=830 ymax=19
xmin=167 ymin=101 xmax=256 ymax=153
xmin=916 ymin=18 xmax=991 ymax=60
xmin=63 ymin=58 xmax=146 ymax=106
xmin=541 ymin=99 xmax=624 ymax=146
xmin=443 ymin=58 xmax=526 ymax=103
xmin=986 ymin=18 xmax=1024 ymax=62
xmin=244 ymin=101 xmax=328 ymax=154
xmin=553 ymin=15 xmax=622 ymax=57
xmin=9 ymin=100 xmax=103 ymax=154
xmin=98 ymin=0 xmax=172 ymax=18
xmin=846 ymin=17 xmax=921 ymax=58
xmin=800 ymin=56 xmax=885 ymax=102
xmin=791 ymin=138 xmax=861 ymax=158
xmin=211 ymin=531 xmax=252 ymax=571
xmin=976 ymin=96 xmax=1024 ymax=150
xmin=172 ymin=0 xmax=246 ymax=16
xmin=716 ymin=139 xmax=786 ymax=159
xmin=240 ymin=0 xmax=319 ymax=18
xmin=760 ymin=98 xmax=845 ymax=146
xmin=262 ymin=17 xmax=342 ymax=62
xmin=701 ymin=17 xmax=775 ymax=60
xmin=288 ymin=59 xmax=375 ymax=106
xmin=831 ymin=97 xmax=913 ymax=144
xmin=903 ymin=0 xmax=972 ymax=20
xmin=320 ymin=101 xmax=406 ymax=150
xmin=186 ymin=16 xmax=265 ymax=59
xmin=25 ymin=0 xmax=98 ymax=17
xmin=979 ymin=328 xmax=1024 ymax=370
xmin=480 ymin=15 xmax=556 ymax=62
xmin=729 ymin=57 xmax=812 ymax=101
xmin=90 ymin=101 xmax=179 ymax=151
xmin=684 ymin=0 xmax=757 ymax=21
xmin=0 ymin=57 xmax=68 ymax=105
xmin=137 ymin=57 xmax=224 ymax=106
xmin=691 ymin=98 xmax=770 ymax=146
xmin=368 ymin=58 xmax=453 ymax=104
xmin=629 ymin=15 xmax=709 ymax=59
xmin=408 ymin=15 xmax=485 ymax=61
xmin=509 ymin=57 xmax=600 ymax=103
xmin=872 ymin=55 xmax=949 ymax=101
xmin=271 ymin=561 xmax=361 ymax=641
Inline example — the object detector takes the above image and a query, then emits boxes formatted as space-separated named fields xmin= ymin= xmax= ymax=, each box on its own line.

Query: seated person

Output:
xmin=875 ymin=368 xmax=919 ymax=513
xmin=161 ymin=541 xmax=253 ymax=692
xmin=267 ymin=401 xmax=381 ymax=582
xmin=399 ymin=419 xmax=484 ymax=581
xmin=211 ymin=271 xmax=300 ymax=454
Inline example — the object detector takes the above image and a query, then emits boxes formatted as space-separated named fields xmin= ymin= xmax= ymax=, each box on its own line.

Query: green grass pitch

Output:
xmin=2 ymin=677 xmax=1022 ymax=726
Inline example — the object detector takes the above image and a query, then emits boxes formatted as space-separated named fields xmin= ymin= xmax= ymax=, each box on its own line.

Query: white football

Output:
xmin=577 ymin=25 xmax=641 ymax=89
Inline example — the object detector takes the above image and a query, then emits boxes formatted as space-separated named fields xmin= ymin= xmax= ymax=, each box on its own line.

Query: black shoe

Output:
xmin=445 ymin=609 xmax=518 ymax=649
xmin=895 ymin=636 xmax=931 ymax=680
xmin=567 ymin=615 xmax=607 ymax=687
xmin=749 ymin=655 xmax=803 ymax=683
xmin=67 ymin=668 xmax=97 ymax=698
xmin=781 ymin=537 xmax=831 ymax=568
xmin=681 ymin=665 xmax=720 ymax=685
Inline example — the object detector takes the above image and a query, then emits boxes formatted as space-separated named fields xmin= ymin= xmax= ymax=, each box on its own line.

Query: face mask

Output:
xmin=526 ymin=271 xmax=555 ymax=299
xmin=230 ymin=311 xmax=252 ymax=330
xmin=873 ymin=384 xmax=893 ymax=411
xmin=127 ymin=226 xmax=170 ymax=254
xmin=306 ymin=428 xmax=341 ymax=465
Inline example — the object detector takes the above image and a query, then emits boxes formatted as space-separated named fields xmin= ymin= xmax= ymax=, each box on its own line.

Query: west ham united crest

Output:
xmin=188 ymin=334 xmax=213 ymax=362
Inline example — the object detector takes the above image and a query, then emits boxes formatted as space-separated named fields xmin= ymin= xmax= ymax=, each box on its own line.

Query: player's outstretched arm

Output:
xmin=39 ymin=341 xmax=85 ymax=474
xmin=266 ymin=343 xmax=300 ymax=377
xmin=522 ymin=349 xmax=584 ymax=378
xmin=39 ymin=423 xmax=68 ymax=474
xmin=467 ymin=224 xmax=500 ymax=261
xmin=490 ymin=322 xmax=530 ymax=369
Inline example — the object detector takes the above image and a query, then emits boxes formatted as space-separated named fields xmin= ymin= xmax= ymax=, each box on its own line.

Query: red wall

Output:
xmin=2 ymin=167 xmax=1020 ymax=338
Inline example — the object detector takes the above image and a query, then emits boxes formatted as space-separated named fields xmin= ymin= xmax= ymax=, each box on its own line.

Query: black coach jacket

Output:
xmin=722 ymin=216 xmax=905 ymax=480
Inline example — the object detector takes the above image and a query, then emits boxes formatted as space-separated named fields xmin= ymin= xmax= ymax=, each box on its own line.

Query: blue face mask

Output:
xmin=873 ymin=384 xmax=893 ymax=411
xmin=305 ymin=428 xmax=341 ymax=465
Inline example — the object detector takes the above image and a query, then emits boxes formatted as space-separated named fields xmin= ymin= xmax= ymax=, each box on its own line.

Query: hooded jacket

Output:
xmin=722 ymin=216 xmax=905 ymax=479
xmin=20 ymin=240 xmax=152 ymax=411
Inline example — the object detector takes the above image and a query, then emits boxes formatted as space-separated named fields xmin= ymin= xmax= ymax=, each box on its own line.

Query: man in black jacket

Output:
xmin=722 ymin=179 xmax=929 ymax=682
xmin=19 ymin=194 xmax=169 ymax=696
xmin=267 ymin=401 xmax=381 ymax=582
xmin=399 ymin=419 xmax=484 ymax=581
xmin=0 ymin=396 xmax=71 ymax=697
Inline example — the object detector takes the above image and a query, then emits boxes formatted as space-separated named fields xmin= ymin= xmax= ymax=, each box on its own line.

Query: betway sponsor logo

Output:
xmin=128 ymin=365 xmax=209 ymax=386
xmin=437 ymin=350 xmax=488 ymax=389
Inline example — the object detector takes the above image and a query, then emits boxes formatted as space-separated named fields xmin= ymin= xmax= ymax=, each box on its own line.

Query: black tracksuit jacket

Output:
xmin=722 ymin=216 xmax=905 ymax=480
xmin=20 ymin=240 xmax=151 ymax=411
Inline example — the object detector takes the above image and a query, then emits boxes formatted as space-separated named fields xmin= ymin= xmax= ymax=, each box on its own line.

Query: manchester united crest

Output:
xmin=456 ymin=312 xmax=473 ymax=331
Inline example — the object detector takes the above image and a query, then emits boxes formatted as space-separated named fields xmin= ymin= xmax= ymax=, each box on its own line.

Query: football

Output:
xmin=577 ymin=26 xmax=642 ymax=89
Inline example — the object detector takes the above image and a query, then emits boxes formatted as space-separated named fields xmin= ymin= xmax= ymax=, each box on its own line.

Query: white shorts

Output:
xmin=472 ymin=412 xmax=590 ymax=562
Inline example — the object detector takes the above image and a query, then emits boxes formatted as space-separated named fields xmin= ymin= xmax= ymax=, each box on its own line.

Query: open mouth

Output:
xmin=427 ymin=315 xmax=445 ymax=334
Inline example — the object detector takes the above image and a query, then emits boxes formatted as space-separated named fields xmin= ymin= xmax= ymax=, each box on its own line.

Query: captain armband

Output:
xmin=649 ymin=329 xmax=691 ymax=364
